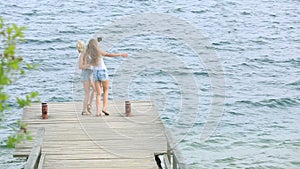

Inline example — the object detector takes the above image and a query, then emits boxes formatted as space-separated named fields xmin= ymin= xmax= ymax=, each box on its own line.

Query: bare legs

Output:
xmin=102 ymin=80 xmax=109 ymax=113
xmin=82 ymin=78 xmax=96 ymax=115
xmin=82 ymin=81 xmax=91 ymax=115
xmin=94 ymin=80 xmax=109 ymax=116
xmin=95 ymin=81 xmax=102 ymax=116
xmin=87 ymin=79 xmax=95 ymax=114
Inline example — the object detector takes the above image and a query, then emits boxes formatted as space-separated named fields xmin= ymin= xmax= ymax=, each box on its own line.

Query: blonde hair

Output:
xmin=76 ymin=40 xmax=85 ymax=53
xmin=85 ymin=39 xmax=102 ymax=66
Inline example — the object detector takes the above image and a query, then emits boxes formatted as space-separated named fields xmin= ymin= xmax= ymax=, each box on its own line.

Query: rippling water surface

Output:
xmin=1 ymin=0 xmax=299 ymax=168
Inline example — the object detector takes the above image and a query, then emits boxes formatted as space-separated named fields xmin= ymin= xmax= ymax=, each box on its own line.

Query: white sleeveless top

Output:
xmin=93 ymin=56 xmax=107 ymax=70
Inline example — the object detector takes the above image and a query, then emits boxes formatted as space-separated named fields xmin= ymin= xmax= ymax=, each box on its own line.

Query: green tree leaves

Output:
xmin=17 ymin=91 xmax=39 ymax=107
xmin=0 ymin=16 xmax=39 ymax=148
xmin=7 ymin=120 xmax=32 ymax=148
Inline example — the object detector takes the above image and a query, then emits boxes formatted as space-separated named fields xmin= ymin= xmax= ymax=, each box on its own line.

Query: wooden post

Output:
xmin=167 ymin=142 xmax=171 ymax=163
xmin=165 ymin=129 xmax=188 ymax=169
xmin=173 ymin=154 xmax=178 ymax=169
xmin=125 ymin=101 xmax=131 ymax=116
xmin=41 ymin=103 xmax=48 ymax=119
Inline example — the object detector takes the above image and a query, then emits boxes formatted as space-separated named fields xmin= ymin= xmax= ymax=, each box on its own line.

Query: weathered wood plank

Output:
xmin=24 ymin=127 xmax=45 ymax=169
xmin=42 ymin=159 xmax=158 ymax=169
xmin=37 ymin=153 xmax=46 ymax=169
xmin=14 ymin=101 xmax=167 ymax=168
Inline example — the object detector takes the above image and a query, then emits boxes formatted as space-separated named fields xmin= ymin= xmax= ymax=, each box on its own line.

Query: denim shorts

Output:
xmin=94 ymin=69 xmax=109 ymax=82
xmin=80 ymin=69 xmax=93 ymax=82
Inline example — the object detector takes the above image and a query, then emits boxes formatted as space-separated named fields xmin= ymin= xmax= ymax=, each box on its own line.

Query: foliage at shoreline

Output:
xmin=0 ymin=16 xmax=39 ymax=148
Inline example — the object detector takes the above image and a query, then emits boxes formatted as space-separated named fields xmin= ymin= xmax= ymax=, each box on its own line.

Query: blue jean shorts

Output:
xmin=94 ymin=69 xmax=109 ymax=82
xmin=80 ymin=69 xmax=93 ymax=82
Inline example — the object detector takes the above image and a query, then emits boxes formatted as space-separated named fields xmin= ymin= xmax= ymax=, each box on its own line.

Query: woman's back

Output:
xmin=92 ymin=56 xmax=106 ymax=70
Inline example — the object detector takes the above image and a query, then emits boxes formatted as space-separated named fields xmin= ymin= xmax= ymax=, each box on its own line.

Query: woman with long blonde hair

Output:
xmin=77 ymin=40 xmax=95 ymax=115
xmin=86 ymin=39 xmax=128 ymax=116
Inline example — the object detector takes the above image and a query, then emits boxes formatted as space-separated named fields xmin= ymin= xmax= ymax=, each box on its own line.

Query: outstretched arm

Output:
xmin=103 ymin=52 xmax=128 ymax=58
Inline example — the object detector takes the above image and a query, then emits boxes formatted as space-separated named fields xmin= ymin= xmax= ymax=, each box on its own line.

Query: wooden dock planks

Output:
xmin=14 ymin=101 xmax=167 ymax=169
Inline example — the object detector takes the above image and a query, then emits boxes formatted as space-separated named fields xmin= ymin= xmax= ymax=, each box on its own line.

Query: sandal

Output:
xmin=81 ymin=111 xmax=89 ymax=116
xmin=102 ymin=110 xmax=110 ymax=116
xmin=87 ymin=104 xmax=92 ymax=115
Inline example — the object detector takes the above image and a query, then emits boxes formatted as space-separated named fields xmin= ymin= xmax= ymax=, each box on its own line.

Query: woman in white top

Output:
xmin=77 ymin=40 xmax=95 ymax=115
xmin=86 ymin=39 xmax=128 ymax=116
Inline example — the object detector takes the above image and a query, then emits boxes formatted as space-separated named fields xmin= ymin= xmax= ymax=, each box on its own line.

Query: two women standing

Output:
xmin=77 ymin=39 xmax=128 ymax=116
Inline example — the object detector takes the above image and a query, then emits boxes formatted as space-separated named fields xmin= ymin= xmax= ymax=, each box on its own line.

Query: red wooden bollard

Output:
xmin=42 ymin=103 xmax=48 ymax=119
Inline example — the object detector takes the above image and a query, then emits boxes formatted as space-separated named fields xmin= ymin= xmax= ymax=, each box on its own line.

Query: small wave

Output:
xmin=240 ymin=62 xmax=261 ymax=69
xmin=257 ymin=138 xmax=279 ymax=144
xmin=283 ymin=58 xmax=300 ymax=66
xmin=191 ymin=10 xmax=207 ymax=14
xmin=247 ymin=58 xmax=300 ymax=66
xmin=58 ymin=30 xmax=78 ymax=34
xmin=212 ymin=41 xmax=232 ymax=46
xmin=231 ymin=141 xmax=246 ymax=146
xmin=175 ymin=8 xmax=184 ymax=12
xmin=291 ymin=161 xmax=300 ymax=167
xmin=241 ymin=11 xmax=251 ymax=15
xmin=286 ymin=80 xmax=300 ymax=86
xmin=259 ymin=97 xmax=299 ymax=108
xmin=249 ymin=39 xmax=269 ymax=45
xmin=228 ymin=111 xmax=245 ymax=116
xmin=236 ymin=97 xmax=300 ymax=108
xmin=25 ymin=38 xmax=66 ymax=45
xmin=193 ymin=71 xmax=209 ymax=76
xmin=215 ymin=157 xmax=239 ymax=163
xmin=247 ymin=57 xmax=275 ymax=64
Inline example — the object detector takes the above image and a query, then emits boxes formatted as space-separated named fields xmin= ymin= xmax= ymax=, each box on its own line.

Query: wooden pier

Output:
xmin=13 ymin=101 xmax=169 ymax=169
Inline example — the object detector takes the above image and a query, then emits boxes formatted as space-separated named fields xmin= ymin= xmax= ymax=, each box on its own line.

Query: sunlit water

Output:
xmin=0 ymin=0 xmax=299 ymax=168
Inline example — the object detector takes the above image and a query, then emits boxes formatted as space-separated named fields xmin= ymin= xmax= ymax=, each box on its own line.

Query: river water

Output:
xmin=0 ymin=0 xmax=299 ymax=168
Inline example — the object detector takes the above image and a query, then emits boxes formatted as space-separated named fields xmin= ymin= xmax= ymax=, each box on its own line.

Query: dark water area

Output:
xmin=1 ymin=0 xmax=299 ymax=168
